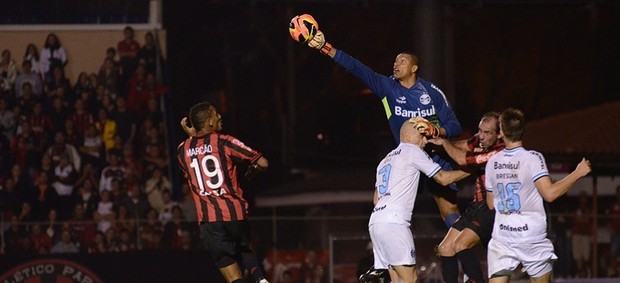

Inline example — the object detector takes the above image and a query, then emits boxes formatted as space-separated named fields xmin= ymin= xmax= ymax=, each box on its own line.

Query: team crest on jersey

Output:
xmin=419 ymin=93 xmax=431 ymax=105
xmin=396 ymin=96 xmax=407 ymax=104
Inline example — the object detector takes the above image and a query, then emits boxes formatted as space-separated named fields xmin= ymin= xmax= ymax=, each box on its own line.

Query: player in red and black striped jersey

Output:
xmin=429 ymin=112 xmax=505 ymax=283
xmin=177 ymin=101 xmax=269 ymax=283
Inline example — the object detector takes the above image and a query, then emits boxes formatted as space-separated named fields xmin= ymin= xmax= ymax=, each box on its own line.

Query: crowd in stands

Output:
xmin=0 ymin=26 xmax=203 ymax=256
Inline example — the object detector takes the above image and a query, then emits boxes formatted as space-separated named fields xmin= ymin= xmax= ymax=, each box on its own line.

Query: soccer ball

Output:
xmin=289 ymin=14 xmax=319 ymax=43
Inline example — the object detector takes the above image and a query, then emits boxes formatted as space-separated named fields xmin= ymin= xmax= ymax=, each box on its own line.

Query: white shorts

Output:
xmin=487 ymin=238 xmax=557 ymax=278
xmin=368 ymin=222 xmax=416 ymax=269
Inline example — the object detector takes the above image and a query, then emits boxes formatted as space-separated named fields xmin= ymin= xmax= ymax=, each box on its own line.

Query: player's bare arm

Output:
xmin=535 ymin=158 xmax=592 ymax=202
xmin=428 ymin=138 xmax=469 ymax=166
xmin=432 ymin=169 xmax=470 ymax=187
xmin=180 ymin=117 xmax=196 ymax=137
xmin=486 ymin=191 xmax=494 ymax=210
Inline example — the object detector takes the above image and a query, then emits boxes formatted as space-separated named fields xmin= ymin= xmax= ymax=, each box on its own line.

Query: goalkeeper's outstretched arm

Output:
xmin=307 ymin=30 xmax=337 ymax=58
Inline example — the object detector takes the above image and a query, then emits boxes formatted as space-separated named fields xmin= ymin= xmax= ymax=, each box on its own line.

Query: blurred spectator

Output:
xmin=52 ymin=154 xmax=78 ymax=220
xmin=0 ymin=178 xmax=21 ymax=221
xmin=9 ymin=164 xmax=32 ymax=203
xmin=96 ymin=86 xmax=116 ymax=113
xmin=120 ymin=179 xmax=150 ymax=219
xmin=571 ymin=192 xmax=593 ymax=278
xmin=30 ymin=223 xmax=52 ymax=254
xmin=126 ymin=63 xmax=147 ymax=113
xmin=29 ymin=170 xmax=58 ymax=221
xmin=44 ymin=209 xmax=62 ymax=243
xmin=105 ymin=47 xmax=121 ymax=73
xmin=40 ymin=33 xmax=68 ymax=84
xmin=121 ymin=145 xmax=143 ymax=181
xmin=157 ymin=189 xmax=177 ymax=225
xmin=74 ymin=174 xmax=99 ymax=219
xmin=162 ymin=205 xmax=195 ymax=250
xmin=68 ymin=203 xmax=96 ymax=252
xmin=137 ymin=31 xmax=158 ymax=73
xmin=97 ymin=57 xmax=120 ymax=99
xmin=2 ymin=215 xmax=28 ymax=256
xmin=0 ymin=97 xmax=15 ymax=140
xmin=50 ymin=229 xmax=79 ymax=254
xmin=111 ymin=96 xmax=137 ymax=147
xmin=46 ymin=131 xmax=81 ymax=171
xmin=117 ymin=228 xmax=137 ymax=252
xmin=105 ymin=226 xmax=120 ymax=252
xmin=140 ymin=208 xmax=163 ymax=250
xmin=17 ymin=82 xmax=38 ymax=117
xmin=27 ymin=101 xmax=53 ymax=149
xmin=608 ymin=185 xmax=620 ymax=261
xmin=143 ymin=97 xmax=164 ymax=132
xmin=144 ymin=166 xmax=172 ymax=212
xmin=23 ymin=43 xmax=41 ymax=77
xmin=15 ymin=60 xmax=43 ymax=99
xmin=17 ymin=201 xmax=34 ymax=223
xmin=177 ymin=182 xmax=197 ymax=223
xmin=43 ymin=66 xmax=72 ymax=106
xmin=113 ymin=203 xmax=137 ymax=237
xmin=0 ymin=49 xmax=18 ymax=94
xmin=70 ymin=98 xmax=95 ymax=137
xmin=95 ymin=108 xmax=117 ymax=152
xmin=64 ymin=118 xmax=82 ymax=148
xmin=299 ymin=250 xmax=328 ymax=283
xmin=94 ymin=189 xmax=115 ymax=233
xmin=117 ymin=26 xmax=140 ymax=90
xmin=48 ymin=97 xmax=68 ymax=133
xmin=142 ymin=141 xmax=168 ymax=178
xmin=99 ymin=151 xmax=126 ymax=192
xmin=73 ymin=72 xmax=97 ymax=112
xmin=11 ymin=121 xmax=38 ymax=170
xmin=79 ymin=124 xmax=104 ymax=166
xmin=87 ymin=231 xmax=108 ymax=254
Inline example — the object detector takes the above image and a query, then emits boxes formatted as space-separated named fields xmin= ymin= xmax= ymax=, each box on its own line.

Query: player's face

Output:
xmin=393 ymin=54 xmax=416 ymax=80
xmin=208 ymin=105 xmax=223 ymax=131
xmin=477 ymin=118 xmax=499 ymax=149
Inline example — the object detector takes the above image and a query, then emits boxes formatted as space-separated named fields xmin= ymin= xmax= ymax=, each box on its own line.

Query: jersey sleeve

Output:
xmin=222 ymin=135 xmax=263 ymax=164
xmin=333 ymin=50 xmax=394 ymax=98
xmin=427 ymin=82 xmax=461 ymax=138
xmin=409 ymin=146 xmax=441 ymax=177
xmin=528 ymin=150 xmax=549 ymax=182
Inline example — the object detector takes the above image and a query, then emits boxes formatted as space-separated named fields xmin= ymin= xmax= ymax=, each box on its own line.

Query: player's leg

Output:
xmin=230 ymin=220 xmax=269 ymax=283
xmin=391 ymin=264 xmax=417 ymax=283
xmin=201 ymin=222 xmax=245 ymax=283
xmin=489 ymin=275 xmax=510 ymax=283
xmin=454 ymin=228 xmax=484 ymax=283
xmin=437 ymin=227 xmax=461 ymax=283
xmin=432 ymin=190 xmax=461 ymax=229
xmin=529 ymin=272 xmax=552 ymax=283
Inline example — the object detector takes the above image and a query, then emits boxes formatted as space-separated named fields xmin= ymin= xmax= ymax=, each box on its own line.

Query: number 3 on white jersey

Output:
xmin=190 ymin=155 xmax=224 ymax=196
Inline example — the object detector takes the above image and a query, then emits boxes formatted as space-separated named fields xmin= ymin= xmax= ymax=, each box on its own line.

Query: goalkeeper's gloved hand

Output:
xmin=410 ymin=117 xmax=441 ymax=138
xmin=307 ymin=30 xmax=332 ymax=55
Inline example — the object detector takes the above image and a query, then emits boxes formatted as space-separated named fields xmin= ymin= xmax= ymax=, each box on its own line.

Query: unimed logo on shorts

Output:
xmin=0 ymin=258 xmax=103 ymax=283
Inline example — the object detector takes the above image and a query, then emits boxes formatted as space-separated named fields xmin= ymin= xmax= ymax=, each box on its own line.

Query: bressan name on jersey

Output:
xmin=394 ymin=105 xmax=436 ymax=118
xmin=186 ymin=144 xmax=213 ymax=157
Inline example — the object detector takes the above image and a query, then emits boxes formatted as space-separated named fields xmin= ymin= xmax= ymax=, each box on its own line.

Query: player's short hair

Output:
xmin=400 ymin=51 xmax=420 ymax=67
xmin=481 ymin=111 xmax=500 ymax=133
xmin=189 ymin=101 xmax=212 ymax=130
xmin=499 ymin=108 xmax=525 ymax=142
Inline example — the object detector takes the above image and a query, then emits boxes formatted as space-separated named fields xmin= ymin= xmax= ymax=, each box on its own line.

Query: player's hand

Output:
xmin=410 ymin=117 xmax=440 ymax=138
xmin=426 ymin=137 xmax=445 ymax=145
xmin=307 ymin=30 xmax=332 ymax=55
xmin=576 ymin=157 xmax=592 ymax=178
xmin=180 ymin=117 xmax=196 ymax=137
xmin=244 ymin=164 xmax=265 ymax=180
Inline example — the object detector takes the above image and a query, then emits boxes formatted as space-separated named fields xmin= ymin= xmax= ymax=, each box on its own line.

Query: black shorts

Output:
xmin=451 ymin=202 xmax=495 ymax=246
xmin=200 ymin=220 xmax=252 ymax=267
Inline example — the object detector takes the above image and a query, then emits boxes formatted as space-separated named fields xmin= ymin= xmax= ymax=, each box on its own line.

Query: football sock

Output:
xmin=242 ymin=251 xmax=266 ymax=281
xmin=440 ymin=256 xmax=459 ymax=283
xmin=456 ymin=249 xmax=484 ymax=283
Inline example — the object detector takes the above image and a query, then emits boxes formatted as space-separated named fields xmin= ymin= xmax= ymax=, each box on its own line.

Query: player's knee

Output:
xmin=453 ymin=240 xmax=470 ymax=253
xmin=215 ymin=255 xmax=237 ymax=269
xmin=437 ymin=241 xmax=455 ymax=256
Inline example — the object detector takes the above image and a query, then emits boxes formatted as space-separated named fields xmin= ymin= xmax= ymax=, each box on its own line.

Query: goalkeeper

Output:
xmin=300 ymin=27 xmax=464 ymax=230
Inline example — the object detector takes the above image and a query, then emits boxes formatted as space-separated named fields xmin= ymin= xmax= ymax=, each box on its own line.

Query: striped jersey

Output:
xmin=176 ymin=133 xmax=262 ymax=223
xmin=369 ymin=143 xmax=441 ymax=227
xmin=465 ymin=135 xmax=505 ymax=203
xmin=485 ymin=146 xmax=550 ymax=243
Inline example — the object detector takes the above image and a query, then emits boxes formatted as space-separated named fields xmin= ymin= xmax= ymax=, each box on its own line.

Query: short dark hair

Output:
xmin=499 ymin=108 xmax=525 ymax=142
xmin=188 ymin=101 xmax=212 ymax=130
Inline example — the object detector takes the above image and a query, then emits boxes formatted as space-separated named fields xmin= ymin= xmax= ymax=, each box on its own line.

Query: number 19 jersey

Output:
xmin=485 ymin=147 xmax=550 ymax=243
xmin=177 ymin=133 xmax=263 ymax=223
xmin=369 ymin=143 xmax=441 ymax=227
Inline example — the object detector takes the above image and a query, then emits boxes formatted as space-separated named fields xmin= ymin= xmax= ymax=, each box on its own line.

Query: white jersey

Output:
xmin=485 ymin=146 xmax=550 ymax=243
xmin=369 ymin=143 xmax=441 ymax=226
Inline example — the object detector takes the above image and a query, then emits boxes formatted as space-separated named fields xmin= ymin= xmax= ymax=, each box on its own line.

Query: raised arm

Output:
xmin=535 ymin=158 xmax=592 ymax=202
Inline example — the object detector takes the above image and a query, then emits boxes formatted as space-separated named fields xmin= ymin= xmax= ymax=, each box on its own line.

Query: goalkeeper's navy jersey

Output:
xmin=176 ymin=133 xmax=262 ymax=223
xmin=333 ymin=50 xmax=461 ymax=182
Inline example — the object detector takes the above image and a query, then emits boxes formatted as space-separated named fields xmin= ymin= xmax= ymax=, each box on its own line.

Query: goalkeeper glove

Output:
xmin=410 ymin=117 xmax=441 ymax=138
xmin=307 ymin=30 xmax=332 ymax=55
